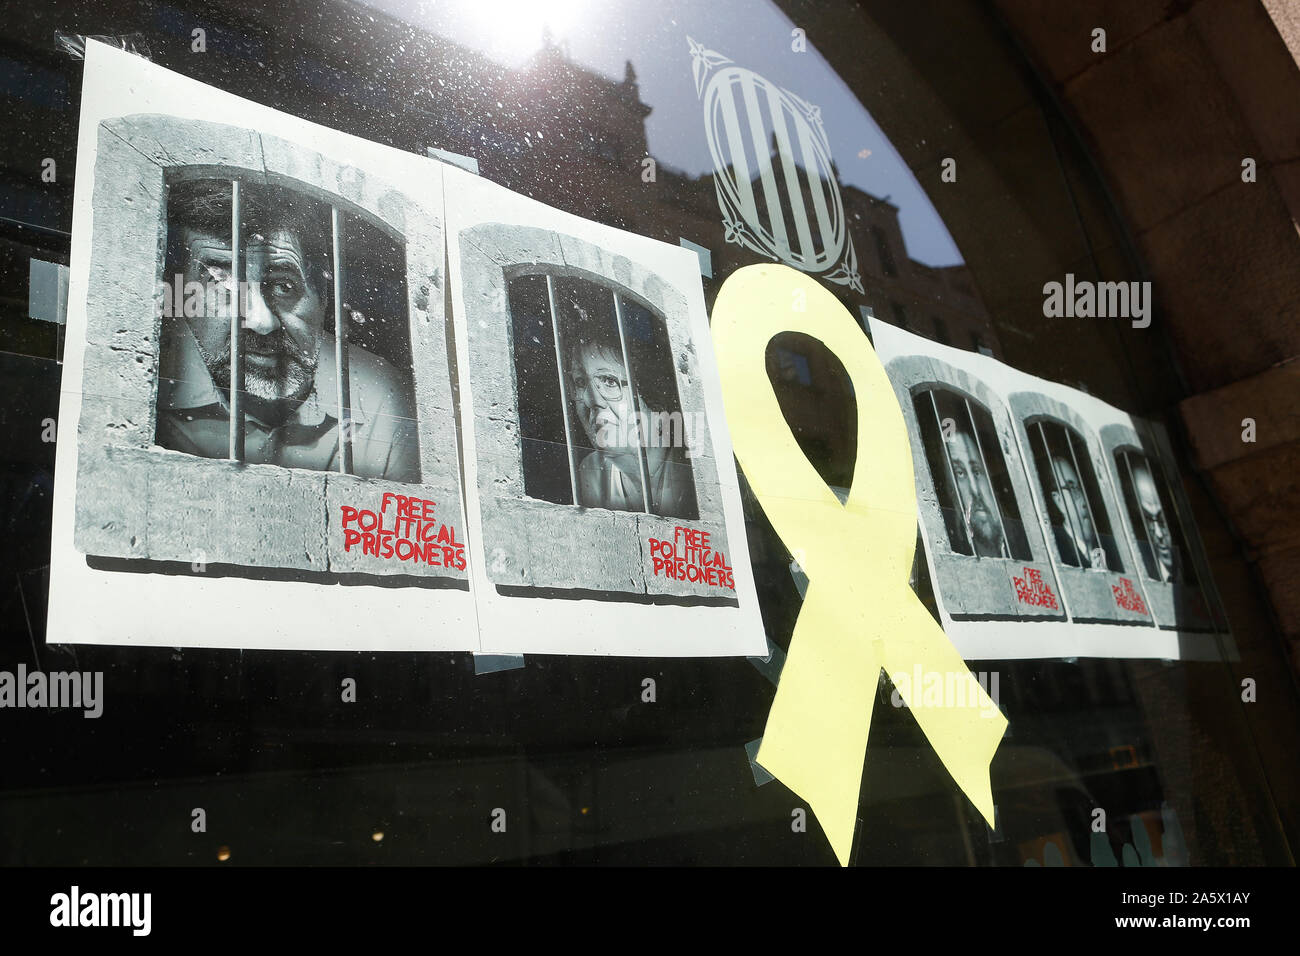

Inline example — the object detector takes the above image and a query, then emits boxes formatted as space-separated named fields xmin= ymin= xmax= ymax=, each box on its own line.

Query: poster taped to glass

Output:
xmin=870 ymin=318 xmax=1234 ymax=662
xmin=46 ymin=42 xmax=765 ymax=658
xmin=445 ymin=164 xmax=765 ymax=656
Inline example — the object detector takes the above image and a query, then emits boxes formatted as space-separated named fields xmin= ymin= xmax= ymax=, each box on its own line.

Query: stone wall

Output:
xmin=990 ymin=0 xmax=1300 ymax=854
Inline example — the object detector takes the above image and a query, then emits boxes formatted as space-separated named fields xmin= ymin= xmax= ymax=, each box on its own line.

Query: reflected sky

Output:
xmin=363 ymin=0 xmax=964 ymax=267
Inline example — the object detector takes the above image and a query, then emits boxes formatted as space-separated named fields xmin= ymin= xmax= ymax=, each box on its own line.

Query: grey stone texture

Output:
xmin=481 ymin=496 xmax=643 ymax=592
xmin=1180 ymin=362 xmax=1300 ymax=472
xmin=78 ymin=446 xmax=328 ymax=569
xmin=994 ymin=0 xmax=1179 ymax=86
xmin=887 ymin=354 xmax=1065 ymax=621
xmin=324 ymin=475 xmax=464 ymax=577
xmin=74 ymin=114 xmax=464 ymax=580
xmin=459 ymin=221 xmax=729 ymax=599
xmin=1062 ymin=17 xmax=1259 ymax=235
xmin=998 ymin=0 xmax=1300 ymax=696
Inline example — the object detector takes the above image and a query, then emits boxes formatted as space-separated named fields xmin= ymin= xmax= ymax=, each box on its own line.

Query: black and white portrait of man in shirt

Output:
xmin=944 ymin=423 xmax=1007 ymax=558
xmin=155 ymin=179 xmax=419 ymax=482
xmin=1121 ymin=454 xmax=1182 ymax=583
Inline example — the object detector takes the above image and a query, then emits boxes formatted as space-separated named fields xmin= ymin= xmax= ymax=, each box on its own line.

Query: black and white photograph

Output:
xmin=47 ymin=43 xmax=476 ymax=651
xmin=1008 ymin=392 xmax=1151 ymax=628
xmin=870 ymin=317 xmax=1230 ymax=660
xmin=156 ymin=176 xmax=421 ymax=482
xmin=507 ymin=272 xmax=698 ymax=518
xmin=1023 ymin=417 xmax=1123 ymax=573
xmin=888 ymin=350 xmax=1067 ymax=628
xmin=912 ymin=386 xmax=1032 ymax=562
xmin=1101 ymin=422 xmax=1218 ymax=633
xmin=445 ymin=163 xmax=765 ymax=657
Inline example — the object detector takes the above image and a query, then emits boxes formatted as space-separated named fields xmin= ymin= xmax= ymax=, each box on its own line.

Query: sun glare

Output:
xmin=457 ymin=0 xmax=590 ymax=65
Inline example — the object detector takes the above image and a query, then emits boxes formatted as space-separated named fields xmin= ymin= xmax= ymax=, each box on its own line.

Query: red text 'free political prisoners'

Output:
xmin=339 ymin=494 xmax=466 ymax=570
xmin=649 ymin=526 xmax=735 ymax=589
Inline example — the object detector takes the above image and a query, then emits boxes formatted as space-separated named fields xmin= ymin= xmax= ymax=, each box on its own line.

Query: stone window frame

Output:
xmin=911 ymin=381 xmax=1025 ymax=562
xmin=885 ymin=355 xmax=1065 ymax=622
xmin=502 ymin=267 xmax=697 ymax=517
xmin=1008 ymin=393 xmax=1153 ymax=626
xmin=1020 ymin=412 xmax=1126 ymax=574
xmin=458 ymin=221 xmax=733 ymax=602
xmin=1102 ymin=426 xmax=1177 ymax=584
xmin=73 ymin=113 xmax=465 ymax=583
xmin=1100 ymin=424 xmax=1217 ymax=633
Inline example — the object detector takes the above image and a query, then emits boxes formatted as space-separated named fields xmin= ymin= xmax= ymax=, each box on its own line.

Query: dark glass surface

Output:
xmin=0 ymin=0 xmax=1291 ymax=866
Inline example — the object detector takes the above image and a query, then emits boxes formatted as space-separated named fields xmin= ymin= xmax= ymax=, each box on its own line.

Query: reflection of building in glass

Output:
xmin=157 ymin=177 xmax=419 ymax=482
xmin=479 ymin=35 xmax=1003 ymax=360
xmin=912 ymin=386 xmax=1031 ymax=561
xmin=840 ymin=185 xmax=997 ymax=354
xmin=1115 ymin=449 xmax=1195 ymax=585
xmin=1026 ymin=419 xmax=1122 ymax=572
xmin=2 ymin=0 xmax=1275 ymax=867
xmin=763 ymin=331 xmax=856 ymax=492
xmin=36 ymin=23 xmax=997 ymax=518
xmin=506 ymin=272 xmax=697 ymax=519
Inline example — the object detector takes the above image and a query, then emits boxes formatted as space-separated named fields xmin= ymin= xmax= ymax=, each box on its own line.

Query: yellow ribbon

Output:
xmin=712 ymin=264 xmax=1006 ymax=866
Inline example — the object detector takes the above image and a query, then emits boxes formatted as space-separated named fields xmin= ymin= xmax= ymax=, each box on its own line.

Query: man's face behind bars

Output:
xmin=178 ymin=217 xmax=325 ymax=408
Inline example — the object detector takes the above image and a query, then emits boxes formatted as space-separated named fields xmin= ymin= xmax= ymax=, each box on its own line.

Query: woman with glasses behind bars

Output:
xmin=563 ymin=312 xmax=696 ymax=518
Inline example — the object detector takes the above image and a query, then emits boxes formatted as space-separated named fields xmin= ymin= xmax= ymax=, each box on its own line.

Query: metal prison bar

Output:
xmin=1118 ymin=448 xmax=1171 ymax=581
xmin=1032 ymin=419 xmax=1090 ymax=569
xmin=962 ymin=395 xmax=1012 ymax=559
xmin=1128 ymin=448 xmax=1195 ymax=586
xmin=224 ymin=180 xmax=353 ymax=473
xmin=227 ymin=180 xmax=244 ymax=461
xmin=1117 ymin=449 xmax=1143 ymax=553
xmin=544 ymin=278 xmax=653 ymax=513
xmin=1063 ymin=425 xmax=1110 ymax=570
xmin=546 ymin=275 xmax=581 ymax=505
xmin=923 ymin=390 xmax=1009 ymax=559
xmin=611 ymin=291 xmax=653 ymax=513
xmin=331 ymin=207 xmax=354 ymax=474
